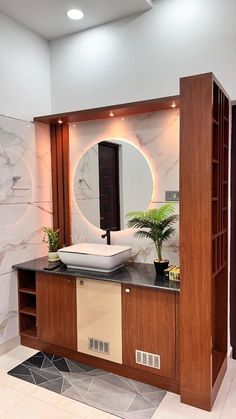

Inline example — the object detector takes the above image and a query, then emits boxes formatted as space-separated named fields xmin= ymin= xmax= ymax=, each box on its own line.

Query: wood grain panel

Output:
xmin=50 ymin=123 xmax=71 ymax=246
xmin=34 ymin=96 xmax=180 ymax=125
xmin=37 ymin=272 xmax=77 ymax=350
xmin=122 ymin=285 xmax=177 ymax=380
xmin=180 ymin=73 xmax=213 ymax=410
xmin=122 ymin=286 xmax=138 ymax=367
xmin=231 ymin=105 xmax=236 ymax=358
xmin=180 ymin=73 xmax=229 ymax=411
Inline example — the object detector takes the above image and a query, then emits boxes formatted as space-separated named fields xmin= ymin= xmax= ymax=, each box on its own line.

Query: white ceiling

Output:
xmin=0 ymin=0 xmax=153 ymax=40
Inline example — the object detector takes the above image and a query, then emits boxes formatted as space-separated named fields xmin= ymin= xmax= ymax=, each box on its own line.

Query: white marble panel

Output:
xmin=0 ymin=117 xmax=51 ymax=205
xmin=0 ymin=115 xmax=52 ymax=347
xmin=0 ymin=271 xmax=18 ymax=345
xmin=70 ymin=108 xmax=179 ymax=265
xmin=0 ymin=202 xmax=52 ymax=275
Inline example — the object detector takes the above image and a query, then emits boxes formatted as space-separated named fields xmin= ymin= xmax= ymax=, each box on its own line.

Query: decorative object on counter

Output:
xmin=127 ymin=203 xmax=179 ymax=274
xmin=169 ymin=266 xmax=180 ymax=281
xmin=8 ymin=352 xmax=166 ymax=419
xmin=42 ymin=227 xmax=61 ymax=262
xmin=164 ymin=265 xmax=177 ymax=280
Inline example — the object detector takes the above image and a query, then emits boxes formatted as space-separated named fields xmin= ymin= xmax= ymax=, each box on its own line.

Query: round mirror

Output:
xmin=74 ymin=139 xmax=153 ymax=231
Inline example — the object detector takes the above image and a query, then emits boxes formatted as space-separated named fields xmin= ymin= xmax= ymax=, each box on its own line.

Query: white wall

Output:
xmin=0 ymin=13 xmax=51 ymax=121
xmin=0 ymin=14 xmax=52 ymax=352
xmin=50 ymin=0 xmax=236 ymax=113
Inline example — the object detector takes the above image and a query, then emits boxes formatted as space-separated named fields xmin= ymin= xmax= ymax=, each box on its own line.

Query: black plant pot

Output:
xmin=154 ymin=260 xmax=169 ymax=274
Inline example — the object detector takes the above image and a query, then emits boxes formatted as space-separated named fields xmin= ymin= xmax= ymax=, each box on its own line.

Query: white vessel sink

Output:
xmin=58 ymin=243 xmax=131 ymax=273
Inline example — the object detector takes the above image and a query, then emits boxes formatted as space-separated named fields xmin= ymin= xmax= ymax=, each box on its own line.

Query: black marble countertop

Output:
xmin=12 ymin=257 xmax=180 ymax=292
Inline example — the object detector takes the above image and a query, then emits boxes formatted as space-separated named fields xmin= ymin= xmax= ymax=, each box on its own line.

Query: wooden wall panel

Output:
xmin=180 ymin=73 xmax=229 ymax=411
xmin=50 ymin=124 xmax=71 ymax=246
xmin=180 ymin=74 xmax=213 ymax=410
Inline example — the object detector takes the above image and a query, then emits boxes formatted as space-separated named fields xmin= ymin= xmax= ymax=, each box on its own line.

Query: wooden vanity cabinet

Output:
xmin=122 ymin=285 xmax=179 ymax=380
xmin=36 ymin=272 xmax=77 ymax=350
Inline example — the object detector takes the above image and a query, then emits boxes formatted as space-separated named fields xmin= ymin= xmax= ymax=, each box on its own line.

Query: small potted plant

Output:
xmin=42 ymin=227 xmax=61 ymax=262
xmin=127 ymin=203 xmax=179 ymax=274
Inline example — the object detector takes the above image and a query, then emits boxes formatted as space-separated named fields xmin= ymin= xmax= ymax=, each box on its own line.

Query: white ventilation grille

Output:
xmin=135 ymin=350 xmax=160 ymax=369
xmin=88 ymin=338 xmax=110 ymax=354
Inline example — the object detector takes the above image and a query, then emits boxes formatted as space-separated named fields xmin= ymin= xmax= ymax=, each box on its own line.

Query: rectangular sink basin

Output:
xmin=58 ymin=243 xmax=131 ymax=273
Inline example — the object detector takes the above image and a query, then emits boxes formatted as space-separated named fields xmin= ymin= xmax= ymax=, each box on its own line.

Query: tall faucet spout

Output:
xmin=101 ymin=229 xmax=111 ymax=245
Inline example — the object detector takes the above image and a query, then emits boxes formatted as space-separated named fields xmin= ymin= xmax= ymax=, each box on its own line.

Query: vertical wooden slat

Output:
xmin=62 ymin=124 xmax=71 ymax=245
xmin=50 ymin=125 xmax=59 ymax=229
xmin=50 ymin=123 xmax=71 ymax=246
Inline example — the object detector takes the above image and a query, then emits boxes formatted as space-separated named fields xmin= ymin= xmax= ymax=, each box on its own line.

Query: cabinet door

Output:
xmin=37 ymin=272 xmax=77 ymax=350
xmin=77 ymin=279 xmax=122 ymax=363
xmin=122 ymin=285 xmax=177 ymax=379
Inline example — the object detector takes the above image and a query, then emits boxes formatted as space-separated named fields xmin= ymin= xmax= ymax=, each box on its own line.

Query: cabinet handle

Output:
xmin=125 ymin=288 xmax=131 ymax=293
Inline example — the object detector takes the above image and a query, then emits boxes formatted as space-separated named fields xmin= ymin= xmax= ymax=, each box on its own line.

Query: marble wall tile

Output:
xmin=0 ymin=271 xmax=19 ymax=345
xmin=0 ymin=115 xmax=52 ymax=346
xmin=69 ymin=110 xmax=179 ymax=265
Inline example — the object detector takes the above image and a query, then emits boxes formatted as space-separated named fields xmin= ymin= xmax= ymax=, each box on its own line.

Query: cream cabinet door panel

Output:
xmin=77 ymin=279 xmax=122 ymax=364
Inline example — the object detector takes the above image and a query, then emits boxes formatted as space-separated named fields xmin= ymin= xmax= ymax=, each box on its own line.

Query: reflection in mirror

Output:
xmin=74 ymin=139 xmax=153 ymax=231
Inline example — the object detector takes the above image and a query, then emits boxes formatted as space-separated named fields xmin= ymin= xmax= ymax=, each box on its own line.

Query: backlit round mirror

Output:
xmin=74 ymin=139 xmax=153 ymax=231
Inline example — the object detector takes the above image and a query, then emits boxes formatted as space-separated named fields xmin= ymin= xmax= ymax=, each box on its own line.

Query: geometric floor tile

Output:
xmin=8 ymin=352 xmax=166 ymax=419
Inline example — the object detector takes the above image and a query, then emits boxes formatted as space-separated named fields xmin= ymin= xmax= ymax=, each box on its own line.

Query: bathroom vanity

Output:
xmin=11 ymin=71 xmax=229 ymax=411
xmin=14 ymin=258 xmax=180 ymax=393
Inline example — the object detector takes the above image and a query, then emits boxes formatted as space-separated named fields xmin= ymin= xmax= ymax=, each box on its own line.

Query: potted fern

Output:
xmin=127 ymin=203 xmax=179 ymax=274
xmin=42 ymin=227 xmax=61 ymax=262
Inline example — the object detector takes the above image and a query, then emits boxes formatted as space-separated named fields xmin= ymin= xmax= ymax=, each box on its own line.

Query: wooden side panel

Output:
xmin=37 ymin=272 xmax=77 ymax=350
xmin=180 ymin=74 xmax=213 ymax=410
xmin=50 ymin=124 xmax=71 ymax=246
xmin=122 ymin=285 xmax=177 ymax=380
xmin=231 ymin=106 xmax=236 ymax=358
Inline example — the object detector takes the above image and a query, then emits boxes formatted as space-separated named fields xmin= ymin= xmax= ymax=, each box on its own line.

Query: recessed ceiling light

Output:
xmin=67 ymin=9 xmax=84 ymax=20
xmin=109 ymin=111 xmax=114 ymax=117
xmin=58 ymin=119 xmax=63 ymax=124
xmin=171 ymin=101 xmax=176 ymax=108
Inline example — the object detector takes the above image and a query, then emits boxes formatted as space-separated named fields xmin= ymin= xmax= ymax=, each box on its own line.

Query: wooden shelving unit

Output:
xmin=18 ymin=270 xmax=37 ymax=338
xmin=212 ymin=82 xmax=229 ymax=386
xmin=180 ymin=73 xmax=229 ymax=411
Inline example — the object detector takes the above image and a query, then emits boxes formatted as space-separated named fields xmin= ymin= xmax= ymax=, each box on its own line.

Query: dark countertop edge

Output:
xmin=12 ymin=257 xmax=180 ymax=293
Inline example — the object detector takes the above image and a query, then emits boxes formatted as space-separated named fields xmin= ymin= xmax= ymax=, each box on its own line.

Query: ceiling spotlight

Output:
xmin=109 ymin=111 xmax=114 ymax=117
xmin=67 ymin=9 xmax=84 ymax=20
xmin=171 ymin=101 xmax=176 ymax=108
xmin=58 ymin=119 xmax=63 ymax=124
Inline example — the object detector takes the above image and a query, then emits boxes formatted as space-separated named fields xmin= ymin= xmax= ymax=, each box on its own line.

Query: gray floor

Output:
xmin=8 ymin=352 xmax=166 ymax=419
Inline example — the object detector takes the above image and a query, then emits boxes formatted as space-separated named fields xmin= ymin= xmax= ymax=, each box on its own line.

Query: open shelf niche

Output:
xmin=18 ymin=270 xmax=37 ymax=338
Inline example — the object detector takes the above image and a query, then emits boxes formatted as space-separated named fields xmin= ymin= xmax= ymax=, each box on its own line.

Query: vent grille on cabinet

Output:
xmin=88 ymin=338 xmax=110 ymax=354
xmin=135 ymin=350 xmax=160 ymax=369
